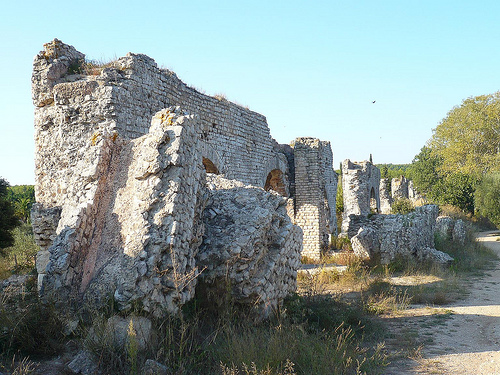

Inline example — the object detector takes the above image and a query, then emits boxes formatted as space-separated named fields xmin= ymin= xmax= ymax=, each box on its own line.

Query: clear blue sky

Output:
xmin=2 ymin=0 xmax=500 ymax=185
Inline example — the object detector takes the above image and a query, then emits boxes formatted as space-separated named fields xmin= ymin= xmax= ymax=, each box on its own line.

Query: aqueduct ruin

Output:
xmin=31 ymin=40 xmax=336 ymax=313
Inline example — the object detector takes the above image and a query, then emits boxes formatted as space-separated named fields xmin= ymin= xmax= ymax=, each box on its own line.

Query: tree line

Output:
xmin=400 ymin=92 xmax=500 ymax=227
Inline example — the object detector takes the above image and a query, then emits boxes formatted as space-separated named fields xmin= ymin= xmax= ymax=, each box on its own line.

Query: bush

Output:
xmin=391 ymin=198 xmax=414 ymax=214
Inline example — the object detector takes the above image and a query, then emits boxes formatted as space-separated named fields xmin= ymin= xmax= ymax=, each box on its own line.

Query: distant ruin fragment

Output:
xmin=349 ymin=205 xmax=454 ymax=265
xmin=341 ymin=159 xmax=381 ymax=235
xmin=31 ymin=40 xmax=335 ymax=314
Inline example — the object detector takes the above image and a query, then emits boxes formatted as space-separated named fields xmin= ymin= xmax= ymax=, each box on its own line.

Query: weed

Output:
xmin=68 ymin=57 xmax=121 ymax=76
xmin=0 ymin=279 xmax=65 ymax=357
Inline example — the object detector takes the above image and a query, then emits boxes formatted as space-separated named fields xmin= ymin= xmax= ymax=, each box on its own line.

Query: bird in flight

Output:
xmin=372 ymin=100 xmax=376 ymax=104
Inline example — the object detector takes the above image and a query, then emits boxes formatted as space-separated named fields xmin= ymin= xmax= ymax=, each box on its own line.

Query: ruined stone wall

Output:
xmin=350 ymin=205 xmax=453 ymax=265
xmin=90 ymin=48 xmax=287 ymax=187
xmin=341 ymin=160 xmax=381 ymax=234
xmin=292 ymin=138 xmax=337 ymax=260
xmin=391 ymin=176 xmax=409 ymax=199
xmin=38 ymin=108 xmax=207 ymax=315
xmin=33 ymin=40 xmax=287 ymax=198
xmin=31 ymin=40 xmax=309 ymax=315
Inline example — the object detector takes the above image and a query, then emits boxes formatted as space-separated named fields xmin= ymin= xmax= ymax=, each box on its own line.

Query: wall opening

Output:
xmin=264 ymin=169 xmax=287 ymax=196
xmin=203 ymin=157 xmax=219 ymax=174
xmin=370 ymin=187 xmax=378 ymax=213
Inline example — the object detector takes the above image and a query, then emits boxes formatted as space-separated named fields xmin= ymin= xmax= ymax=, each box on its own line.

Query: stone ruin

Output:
xmin=30 ymin=40 xmax=335 ymax=315
xmin=349 ymin=205 xmax=454 ymax=265
xmin=340 ymin=161 xmax=454 ymax=265
xmin=30 ymin=39 xmax=458 ymax=318
xmin=341 ymin=159 xmax=381 ymax=234
xmin=379 ymin=176 xmax=424 ymax=214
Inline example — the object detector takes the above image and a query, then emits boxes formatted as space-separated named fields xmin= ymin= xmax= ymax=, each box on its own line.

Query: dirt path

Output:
xmin=387 ymin=231 xmax=500 ymax=374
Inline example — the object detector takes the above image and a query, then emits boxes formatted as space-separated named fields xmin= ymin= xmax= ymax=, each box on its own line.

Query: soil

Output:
xmin=385 ymin=231 xmax=500 ymax=374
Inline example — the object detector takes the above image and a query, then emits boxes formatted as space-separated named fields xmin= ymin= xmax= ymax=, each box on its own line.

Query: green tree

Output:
xmin=0 ymin=178 xmax=20 ymax=252
xmin=409 ymin=147 xmax=477 ymax=213
xmin=7 ymin=185 xmax=35 ymax=223
xmin=408 ymin=147 xmax=441 ymax=197
xmin=475 ymin=172 xmax=500 ymax=228
xmin=435 ymin=172 xmax=477 ymax=213
xmin=430 ymin=92 xmax=500 ymax=177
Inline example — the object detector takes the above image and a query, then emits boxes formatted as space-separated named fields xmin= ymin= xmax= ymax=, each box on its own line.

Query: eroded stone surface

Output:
xmin=341 ymin=159 xmax=381 ymax=235
xmin=198 ymin=175 xmax=302 ymax=312
xmin=350 ymin=205 xmax=453 ymax=265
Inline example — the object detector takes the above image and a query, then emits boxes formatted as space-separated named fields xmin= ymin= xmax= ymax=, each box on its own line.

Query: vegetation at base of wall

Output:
xmin=80 ymin=280 xmax=389 ymax=375
xmin=329 ymin=235 xmax=352 ymax=252
xmin=0 ymin=276 xmax=65 ymax=358
xmin=391 ymin=198 xmax=414 ymax=215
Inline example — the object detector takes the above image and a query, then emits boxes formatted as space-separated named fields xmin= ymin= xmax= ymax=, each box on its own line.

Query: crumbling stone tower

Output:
xmin=341 ymin=159 xmax=381 ymax=235
xmin=292 ymin=138 xmax=337 ymax=259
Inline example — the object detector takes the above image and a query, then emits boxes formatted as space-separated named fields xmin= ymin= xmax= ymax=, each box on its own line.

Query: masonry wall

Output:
xmin=293 ymin=138 xmax=337 ymax=259
xmin=92 ymin=50 xmax=287 ymax=187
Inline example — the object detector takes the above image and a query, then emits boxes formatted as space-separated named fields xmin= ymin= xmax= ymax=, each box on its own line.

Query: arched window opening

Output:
xmin=203 ymin=157 xmax=219 ymax=174
xmin=264 ymin=169 xmax=287 ymax=197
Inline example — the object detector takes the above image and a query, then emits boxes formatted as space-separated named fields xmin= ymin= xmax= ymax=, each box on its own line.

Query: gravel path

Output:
xmin=387 ymin=231 xmax=500 ymax=374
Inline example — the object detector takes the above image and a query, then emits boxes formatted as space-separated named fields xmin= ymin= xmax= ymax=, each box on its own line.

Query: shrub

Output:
xmin=391 ymin=198 xmax=414 ymax=214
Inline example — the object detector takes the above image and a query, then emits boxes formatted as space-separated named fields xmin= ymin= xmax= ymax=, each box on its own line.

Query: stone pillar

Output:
xmin=293 ymin=138 xmax=337 ymax=260
xmin=341 ymin=160 xmax=381 ymax=235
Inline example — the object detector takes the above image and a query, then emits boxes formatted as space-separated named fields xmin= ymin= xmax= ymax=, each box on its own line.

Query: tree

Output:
xmin=0 ymin=178 xmax=20 ymax=252
xmin=475 ymin=172 xmax=500 ymax=228
xmin=7 ymin=185 xmax=35 ymax=223
xmin=408 ymin=147 xmax=442 ymax=198
xmin=429 ymin=92 xmax=500 ymax=178
xmin=409 ymin=147 xmax=477 ymax=213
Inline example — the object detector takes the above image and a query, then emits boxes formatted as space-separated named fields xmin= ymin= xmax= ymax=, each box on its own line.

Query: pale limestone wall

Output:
xmin=31 ymin=40 xmax=338 ymax=315
xmin=88 ymin=50 xmax=286 ymax=188
xmin=292 ymin=138 xmax=337 ymax=260
xmin=38 ymin=108 xmax=207 ymax=315
xmin=350 ymin=205 xmax=453 ymax=265
xmin=341 ymin=160 xmax=381 ymax=235
xmin=198 ymin=175 xmax=302 ymax=314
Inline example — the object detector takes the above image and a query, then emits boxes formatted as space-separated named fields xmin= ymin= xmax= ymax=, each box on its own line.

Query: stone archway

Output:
xmin=264 ymin=169 xmax=287 ymax=196
xmin=203 ymin=157 xmax=219 ymax=174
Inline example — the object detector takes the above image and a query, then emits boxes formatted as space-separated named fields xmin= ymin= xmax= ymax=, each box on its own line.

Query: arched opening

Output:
xmin=264 ymin=169 xmax=287 ymax=196
xmin=370 ymin=186 xmax=378 ymax=213
xmin=203 ymin=157 xmax=219 ymax=174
